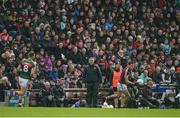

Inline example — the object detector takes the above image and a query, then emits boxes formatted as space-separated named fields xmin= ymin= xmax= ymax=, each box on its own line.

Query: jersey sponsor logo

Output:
xmin=21 ymin=62 xmax=33 ymax=68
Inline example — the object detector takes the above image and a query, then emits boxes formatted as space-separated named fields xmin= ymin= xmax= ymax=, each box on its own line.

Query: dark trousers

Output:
xmin=127 ymin=97 xmax=137 ymax=108
xmin=41 ymin=97 xmax=56 ymax=107
xmin=140 ymin=97 xmax=160 ymax=108
xmin=86 ymin=83 xmax=99 ymax=107
xmin=55 ymin=98 xmax=68 ymax=107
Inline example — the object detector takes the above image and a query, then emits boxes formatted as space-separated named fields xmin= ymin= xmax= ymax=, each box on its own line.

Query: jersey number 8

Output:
xmin=23 ymin=65 xmax=29 ymax=72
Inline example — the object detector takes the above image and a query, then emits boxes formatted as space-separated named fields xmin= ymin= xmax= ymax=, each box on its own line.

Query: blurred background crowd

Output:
xmin=0 ymin=0 xmax=179 ymax=107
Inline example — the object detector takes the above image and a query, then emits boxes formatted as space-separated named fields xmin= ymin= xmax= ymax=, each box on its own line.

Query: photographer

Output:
xmin=141 ymin=79 xmax=161 ymax=108
xmin=127 ymin=83 xmax=141 ymax=108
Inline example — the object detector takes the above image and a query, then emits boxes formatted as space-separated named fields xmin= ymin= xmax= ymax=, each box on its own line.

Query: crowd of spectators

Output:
xmin=0 ymin=0 xmax=179 ymax=107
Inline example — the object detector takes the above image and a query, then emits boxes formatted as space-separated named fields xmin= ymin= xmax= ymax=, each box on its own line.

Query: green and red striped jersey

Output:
xmin=19 ymin=59 xmax=35 ymax=80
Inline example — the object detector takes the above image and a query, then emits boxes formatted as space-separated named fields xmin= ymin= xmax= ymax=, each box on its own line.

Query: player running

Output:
xmin=16 ymin=51 xmax=36 ymax=106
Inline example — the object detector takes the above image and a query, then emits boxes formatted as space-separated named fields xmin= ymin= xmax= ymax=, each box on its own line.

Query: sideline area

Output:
xmin=0 ymin=117 xmax=180 ymax=118
xmin=0 ymin=107 xmax=180 ymax=117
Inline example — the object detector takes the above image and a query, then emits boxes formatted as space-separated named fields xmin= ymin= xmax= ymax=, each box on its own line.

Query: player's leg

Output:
xmin=113 ymin=91 xmax=119 ymax=108
xmin=18 ymin=86 xmax=27 ymax=106
xmin=119 ymin=84 xmax=129 ymax=108
xmin=112 ymin=87 xmax=119 ymax=108
xmin=120 ymin=92 xmax=126 ymax=108
xmin=16 ymin=77 xmax=28 ymax=106
xmin=106 ymin=88 xmax=121 ymax=108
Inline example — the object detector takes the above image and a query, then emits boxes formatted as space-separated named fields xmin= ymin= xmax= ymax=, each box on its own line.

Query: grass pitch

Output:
xmin=0 ymin=107 xmax=180 ymax=117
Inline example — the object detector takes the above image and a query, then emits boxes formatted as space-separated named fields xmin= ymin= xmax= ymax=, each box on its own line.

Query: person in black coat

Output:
xmin=39 ymin=82 xmax=56 ymax=107
xmin=141 ymin=79 xmax=161 ymax=108
xmin=83 ymin=57 xmax=102 ymax=107
xmin=53 ymin=81 xmax=67 ymax=107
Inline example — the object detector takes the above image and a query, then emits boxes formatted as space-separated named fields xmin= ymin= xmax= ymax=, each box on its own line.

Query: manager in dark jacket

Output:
xmin=83 ymin=57 xmax=102 ymax=107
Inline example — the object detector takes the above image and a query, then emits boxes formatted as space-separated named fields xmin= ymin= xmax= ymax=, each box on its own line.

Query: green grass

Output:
xmin=0 ymin=107 xmax=180 ymax=117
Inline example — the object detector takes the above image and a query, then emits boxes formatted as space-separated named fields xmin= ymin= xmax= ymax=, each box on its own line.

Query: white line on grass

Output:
xmin=0 ymin=116 xmax=180 ymax=118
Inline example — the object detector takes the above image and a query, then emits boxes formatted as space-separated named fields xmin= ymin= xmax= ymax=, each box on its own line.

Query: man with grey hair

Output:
xmin=83 ymin=57 xmax=102 ymax=107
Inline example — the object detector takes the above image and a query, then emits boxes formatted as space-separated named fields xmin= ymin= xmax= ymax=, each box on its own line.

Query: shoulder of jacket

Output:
xmin=94 ymin=64 xmax=99 ymax=67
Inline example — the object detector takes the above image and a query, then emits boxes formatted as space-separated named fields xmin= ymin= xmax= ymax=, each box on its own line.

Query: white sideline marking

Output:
xmin=0 ymin=116 xmax=180 ymax=118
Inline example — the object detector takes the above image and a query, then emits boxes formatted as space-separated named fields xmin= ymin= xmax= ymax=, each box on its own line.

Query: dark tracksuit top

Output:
xmin=84 ymin=64 xmax=102 ymax=83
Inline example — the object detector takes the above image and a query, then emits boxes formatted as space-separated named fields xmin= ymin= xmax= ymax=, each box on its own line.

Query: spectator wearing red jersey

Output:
xmin=0 ymin=28 xmax=10 ymax=42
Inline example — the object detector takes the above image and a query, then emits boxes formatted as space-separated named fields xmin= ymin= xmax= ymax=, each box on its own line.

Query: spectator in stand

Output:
xmin=152 ymin=66 xmax=163 ymax=84
xmin=139 ymin=69 xmax=151 ymax=85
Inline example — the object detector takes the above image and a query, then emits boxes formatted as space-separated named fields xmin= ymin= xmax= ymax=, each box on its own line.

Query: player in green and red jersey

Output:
xmin=16 ymin=51 xmax=36 ymax=106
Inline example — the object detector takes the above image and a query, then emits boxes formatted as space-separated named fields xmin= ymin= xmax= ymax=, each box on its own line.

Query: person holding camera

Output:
xmin=141 ymin=79 xmax=161 ymax=108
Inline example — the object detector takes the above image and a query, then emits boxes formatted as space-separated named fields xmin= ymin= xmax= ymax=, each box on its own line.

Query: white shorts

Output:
xmin=117 ymin=84 xmax=127 ymax=92
xmin=19 ymin=77 xmax=29 ymax=87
